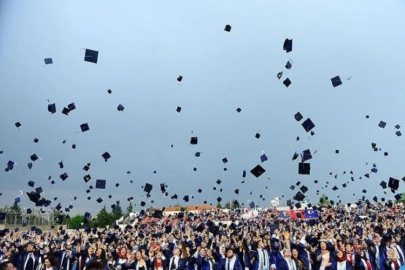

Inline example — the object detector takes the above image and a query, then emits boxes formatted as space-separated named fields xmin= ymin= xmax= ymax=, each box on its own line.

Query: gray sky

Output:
xmin=1 ymin=0 xmax=405 ymax=216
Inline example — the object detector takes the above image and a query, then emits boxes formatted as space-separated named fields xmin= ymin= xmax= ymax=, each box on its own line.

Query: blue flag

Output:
xmin=278 ymin=211 xmax=290 ymax=219
xmin=304 ymin=209 xmax=319 ymax=219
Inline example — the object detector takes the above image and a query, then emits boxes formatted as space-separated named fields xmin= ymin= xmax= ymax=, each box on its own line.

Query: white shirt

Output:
xmin=285 ymin=259 xmax=296 ymax=270
xmin=226 ymin=256 xmax=236 ymax=270
xmin=337 ymin=261 xmax=346 ymax=270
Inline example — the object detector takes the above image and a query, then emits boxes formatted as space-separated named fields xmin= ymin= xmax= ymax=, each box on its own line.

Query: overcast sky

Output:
xmin=0 ymin=0 xmax=405 ymax=216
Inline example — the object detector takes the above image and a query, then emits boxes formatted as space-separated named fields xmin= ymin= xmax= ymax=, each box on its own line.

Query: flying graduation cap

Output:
xmin=84 ymin=49 xmax=99 ymax=64
xmin=117 ymin=104 xmax=125 ymax=111
xmin=96 ymin=180 xmax=106 ymax=189
xmin=101 ymin=152 xmax=111 ymax=162
xmin=224 ymin=25 xmax=232 ymax=32
xmin=331 ymin=76 xmax=342 ymax=87
xmin=283 ymin=38 xmax=293 ymax=53
xmin=48 ymin=103 xmax=56 ymax=114
xmin=44 ymin=58 xmax=53 ymax=64
xmin=250 ymin=164 xmax=266 ymax=178
xmin=80 ymin=123 xmax=90 ymax=132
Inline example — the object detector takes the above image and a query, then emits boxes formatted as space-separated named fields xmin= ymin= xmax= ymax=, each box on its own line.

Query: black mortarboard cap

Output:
xmin=26 ymin=191 xmax=41 ymax=203
xmin=283 ymin=38 xmax=293 ymax=53
xmin=84 ymin=49 xmax=99 ymax=63
xmin=294 ymin=191 xmax=305 ymax=201
xmin=96 ymin=198 xmax=103 ymax=203
xmin=255 ymin=132 xmax=260 ymax=139
xmin=140 ymin=201 xmax=146 ymax=206
xmin=298 ymin=163 xmax=311 ymax=175
xmin=242 ymin=170 xmax=246 ymax=177
xmin=285 ymin=61 xmax=292 ymax=69
xmin=83 ymin=174 xmax=91 ymax=182
xmin=48 ymin=103 xmax=56 ymax=114
xmin=33 ymin=138 xmax=39 ymax=143
xmin=15 ymin=122 xmax=21 ymax=128
xmin=277 ymin=71 xmax=283 ymax=79
xmin=216 ymin=179 xmax=222 ymax=185
xmin=101 ymin=152 xmax=111 ymax=162
xmin=190 ymin=137 xmax=198 ymax=145
xmin=283 ymin=78 xmax=291 ymax=87
xmin=378 ymin=121 xmax=387 ymax=128
xmin=301 ymin=149 xmax=312 ymax=162
xmin=35 ymin=187 xmax=43 ymax=193
xmin=117 ymin=104 xmax=125 ymax=111
xmin=160 ymin=183 xmax=166 ymax=193
xmin=395 ymin=194 xmax=401 ymax=201
xmin=62 ymin=107 xmax=70 ymax=115
xmin=302 ymin=118 xmax=315 ymax=132
xmin=144 ymin=183 xmax=153 ymax=193
xmin=198 ymin=188 xmax=202 ymax=193
xmin=80 ymin=123 xmax=90 ymax=132
xmin=44 ymin=58 xmax=53 ymax=64
xmin=250 ymin=164 xmax=266 ymax=178
xmin=28 ymin=181 xmax=35 ymax=187
xmin=96 ymin=179 xmax=106 ymax=189
xmin=177 ymin=76 xmax=183 ymax=82
xmin=388 ymin=177 xmax=399 ymax=191
xmin=107 ymin=89 xmax=112 ymax=94
xmin=224 ymin=25 xmax=231 ymax=32
xmin=171 ymin=194 xmax=178 ymax=200
xmin=222 ymin=158 xmax=228 ymax=163
xmin=331 ymin=76 xmax=342 ymax=87
xmin=153 ymin=210 xmax=163 ymax=218
xmin=58 ymin=161 xmax=64 ymax=169
xmin=176 ymin=106 xmax=182 ymax=113
xmin=60 ymin=173 xmax=68 ymax=181
xmin=183 ymin=195 xmax=189 ymax=202
xmin=30 ymin=154 xmax=39 ymax=161
xmin=294 ymin=112 xmax=303 ymax=121
xmin=300 ymin=185 xmax=308 ymax=193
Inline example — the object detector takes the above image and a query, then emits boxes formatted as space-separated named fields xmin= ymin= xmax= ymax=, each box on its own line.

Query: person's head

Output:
xmin=320 ymin=241 xmax=327 ymax=250
xmin=283 ymin=249 xmax=292 ymax=259
xmin=135 ymin=251 xmax=142 ymax=261
xmin=206 ymin=249 xmax=213 ymax=257
xmin=345 ymin=242 xmax=353 ymax=252
xmin=258 ymin=240 xmax=265 ymax=249
xmin=226 ymin=249 xmax=235 ymax=259
xmin=156 ymin=251 xmax=162 ymax=259
xmin=26 ymin=243 xmax=35 ymax=253
xmin=119 ymin=247 xmax=127 ymax=257
xmin=0 ymin=262 xmax=16 ymax=270
xmin=44 ymin=258 xmax=52 ymax=268
xmin=291 ymin=249 xmax=298 ymax=258
xmin=87 ymin=247 xmax=94 ymax=256
xmin=388 ymin=248 xmax=397 ymax=259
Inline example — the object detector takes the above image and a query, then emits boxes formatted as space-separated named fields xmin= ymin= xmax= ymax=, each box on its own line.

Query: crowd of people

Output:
xmin=1 ymin=203 xmax=405 ymax=270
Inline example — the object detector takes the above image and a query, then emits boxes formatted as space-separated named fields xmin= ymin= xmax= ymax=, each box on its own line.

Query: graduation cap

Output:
xmin=195 ymin=152 xmax=201 ymax=157
xmin=396 ymin=131 xmax=402 ymax=137
xmin=217 ymin=197 xmax=222 ymax=203
xmin=388 ymin=177 xmax=399 ymax=191
xmin=96 ymin=180 xmax=106 ymax=189
xmin=83 ymin=174 xmax=91 ymax=183
xmin=300 ymin=185 xmax=308 ymax=193
xmin=80 ymin=123 xmax=90 ymax=132
xmin=190 ymin=137 xmax=198 ymax=145
xmin=242 ymin=170 xmax=246 ymax=178
xmin=15 ymin=122 xmax=21 ymax=128
xmin=255 ymin=133 xmax=260 ymax=139
xmin=48 ymin=103 xmax=56 ymax=114
xmin=35 ymin=187 xmax=43 ymax=193
xmin=177 ymin=75 xmax=183 ymax=82
xmin=72 ymin=143 xmax=76 ymax=149
xmin=144 ymin=183 xmax=153 ymax=193
xmin=84 ymin=49 xmax=99 ymax=64
xmin=395 ymin=194 xmax=401 ymax=201
xmin=83 ymin=163 xmax=91 ymax=171
xmin=260 ymin=154 xmax=268 ymax=162
xmin=283 ymin=38 xmax=293 ymax=53
xmin=58 ymin=161 xmax=64 ymax=169
xmin=250 ymin=164 xmax=266 ymax=178
xmin=292 ymin=152 xmax=299 ymax=160
xmin=216 ymin=179 xmax=222 ymax=185
xmin=60 ymin=173 xmax=68 ymax=181
xmin=28 ymin=181 xmax=35 ymax=187
xmin=378 ymin=121 xmax=387 ymax=129
xmin=235 ymin=189 xmax=239 ymax=194
xmin=140 ymin=201 xmax=146 ymax=206
xmin=96 ymin=198 xmax=103 ymax=203
xmin=301 ymin=149 xmax=312 ymax=162
xmin=290 ymin=185 xmax=295 ymax=190
xmin=171 ymin=194 xmax=178 ymax=200
xmin=160 ymin=183 xmax=166 ymax=193
xmin=236 ymin=108 xmax=242 ymax=113
xmin=153 ymin=210 xmax=163 ymax=218
xmin=176 ymin=106 xmax=182 ymax=113
xmin=30 ymin=154 xmax=39 ymax=162
xmin=298 ymin=163 xmax=311 ymax=175
xmin=224 ymin=24 xmax=232 ymax=32
xmin=117 ymin=104 xmax=125 ymax=111
xmin=277 ymin=71 xmax=283 ymax=79
xmin=285 ymin=61 xmax=292 ymax=69
xmin=283 ymin=78 xmax=291 ymax=87
xmin=294 ymin=112 xmax=303 ymax=121
xmin=107 ymin=89 xmax=112 ymax=94
xmin=68 ymin=103 xmax=76 ymax=111
xmin=62 ymin=107 xmax=70 ymax=115
xmin=26 ymin=191 xmax=41 ymax=203
xmin=331 ymin=76 xmax=342 ymax=87
xmin=101 ymin=152 xmax=111 ymax=162
xmin=183 ymin=195 xmax=189 ymax=202
xmin=294 ymin=191 xmax=305 ymax=201
xmin=302 ymin=118 xmax=315 ymax=132
xmin=44 ymin=58 xmax=53 ymax=64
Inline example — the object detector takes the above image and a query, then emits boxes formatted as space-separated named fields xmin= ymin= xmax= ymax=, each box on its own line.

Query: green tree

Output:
xmin=69 ymin=215 xmax=84 ymax=229
xmin=96 ymin=206 xmax=115 ymax=228
xmin=126 ymin=202 xmax=133 ymax=214
xmin=317 ymin=194 xmax=330 ymax=206
xmin=224 ymin=201 xmax=232 ymax=209
xmin=10 ymin=202 xmax=21 ymax=214
xmin=216 ymin=203 xmax=223 ymax=209
xmin=112 ymin=202 xmax=123 ymax=220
